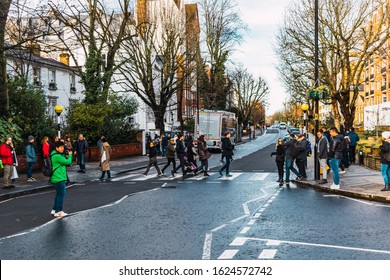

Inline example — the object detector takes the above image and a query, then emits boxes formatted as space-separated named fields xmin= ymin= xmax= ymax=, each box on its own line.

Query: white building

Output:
xmin=5 ymin=46 xmax=83 ymax=121
xmin=364 ymin=102 xmax=390 ymax=130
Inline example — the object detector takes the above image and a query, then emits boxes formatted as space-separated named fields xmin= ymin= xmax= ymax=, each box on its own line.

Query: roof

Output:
xmin=5 ymin=43 xmax=77 ymax=73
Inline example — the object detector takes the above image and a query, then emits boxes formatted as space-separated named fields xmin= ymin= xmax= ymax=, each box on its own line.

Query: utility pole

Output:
xmin=314 ymin=0 xmax=320 ymax=181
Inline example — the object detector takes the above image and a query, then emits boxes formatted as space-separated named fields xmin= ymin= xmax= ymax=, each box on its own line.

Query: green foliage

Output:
xmin=8 ymin=77 xmax=55 ymax=144
xmin=182 ymin=118 xmax=195 ymax=133
xmin=81 ymin=47 xmax=104 ymax=104
xmin=0 ymin=117 xmax=23 ymax=144
xmin=67 ymin=93 xmax=138 ymax=145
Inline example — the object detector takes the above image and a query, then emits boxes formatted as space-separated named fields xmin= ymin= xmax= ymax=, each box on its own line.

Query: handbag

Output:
xmin=11 ymin=166 xmax=18 ymax=180
xmin=101 ymin=150 xmax=107 ymax=163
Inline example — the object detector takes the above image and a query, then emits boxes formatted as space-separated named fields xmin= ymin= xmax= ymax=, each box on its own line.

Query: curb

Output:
xmin=294 ymin=180 xmax=390 ymax=204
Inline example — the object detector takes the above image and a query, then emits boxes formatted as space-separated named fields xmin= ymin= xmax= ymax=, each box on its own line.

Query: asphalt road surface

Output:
xmin=1 ymin=129 xmax=390 ymax=260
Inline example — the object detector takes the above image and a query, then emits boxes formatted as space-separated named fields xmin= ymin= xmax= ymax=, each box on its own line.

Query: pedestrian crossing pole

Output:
xmin=314 ymin=0 xmax=320 ymax=181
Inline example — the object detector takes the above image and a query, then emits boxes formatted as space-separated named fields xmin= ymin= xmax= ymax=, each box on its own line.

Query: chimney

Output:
xmin=59 ymin=53 xmax=69 ymax=66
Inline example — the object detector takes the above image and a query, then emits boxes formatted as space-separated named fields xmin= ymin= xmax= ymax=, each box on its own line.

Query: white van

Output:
xmin=279 ymin=122 xmax=287 ymax=129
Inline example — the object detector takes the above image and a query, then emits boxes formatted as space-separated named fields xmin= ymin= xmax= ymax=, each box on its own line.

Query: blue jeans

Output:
xmin=330 ymin=158 xmax=341 ymax=185
xmin=285 ymin=158 xmax=300 ymax=181
xmin=27 ymin=162 xmax=34 ymax=178
xmin=78 ymin=153 xmax=86 ymax=171
xmin=381 ymin=164 xmax=390 ymax=185
xmin=53 ymin=181 xmax=67 ymax=213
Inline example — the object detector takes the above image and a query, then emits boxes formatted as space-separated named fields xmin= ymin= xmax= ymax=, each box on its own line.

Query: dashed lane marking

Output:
xmin=258 ymin=249 xmax=277 ymax=259
xmin=218 ymin=250 xmax=239 ymax=260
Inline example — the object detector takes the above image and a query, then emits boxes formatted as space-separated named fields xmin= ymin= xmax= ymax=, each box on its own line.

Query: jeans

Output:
xmin=381 ymin=163 xmax=390 ymax=185
xmin=27 ymin=162 xmax=34 ymax=178
xmin=78 ymin=153 xmax=86 ymax=171
xmin=330 ymin=158 xmax=341 ymax=185
xmin=53 ymin=181 xmax=67 ymax=213
xmin=285 ymin=158 xmax=300 ymax=181
xmin=219 ymin=156 xmax=232 ymax=175
xmin=162 ymin=158 xmax=176 ymax=173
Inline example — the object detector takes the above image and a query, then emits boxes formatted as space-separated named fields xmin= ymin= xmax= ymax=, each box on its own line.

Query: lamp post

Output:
xmin=314 ymin=0 xmax=320 ymax=180
xmin=54 ymin=105 xmax=63 ymax=139
xmin=301 ymin=104 xmax=309 ymax=138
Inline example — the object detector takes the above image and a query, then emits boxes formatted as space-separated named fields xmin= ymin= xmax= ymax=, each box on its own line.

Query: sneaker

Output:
xmin=99 ymin=178 xmax=104 ymax=181
xmin=339 ymin=170 xmax=346 ymax=174
xmin=54 ymin=211 xmax=68 ymax=218
xmin=27 ymin=178 xmax=34 ymax=182
xmin=296 ymin=176 xmax=303 ymax=181
xmin=31 ymin=177 xmax=37 ymax=181
xmin=157 ymin=173 xmax=162 ymax=176
xmin=50 ymin=209 xmax=55 ymax=215
xmin=226 ymin=174 xmax=233 ymax=177
xmin=105 ymin=178 xmax=112 ymax=182
xmin=330 ymin=184 xmax=340 ymax=190
xmin=318 ymin=179 xmax=328 ymax=184
xmin=285 ymin=180 xmax=290 ymax=183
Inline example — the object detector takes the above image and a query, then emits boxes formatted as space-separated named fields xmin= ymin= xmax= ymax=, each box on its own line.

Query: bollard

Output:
xmin=359 ymin=151 xmax=364 ymax=165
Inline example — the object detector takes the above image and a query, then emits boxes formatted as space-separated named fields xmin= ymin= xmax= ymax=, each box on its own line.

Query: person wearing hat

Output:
xmin=380 ymin=131 xmax=390 ymax=191
xmin=50 ymin=141 xmax=73 ymax=218
xmin=161 ymin=138 xmax=176 ymax=174
xmin=25 ymin=135 xmax=37 ymax=182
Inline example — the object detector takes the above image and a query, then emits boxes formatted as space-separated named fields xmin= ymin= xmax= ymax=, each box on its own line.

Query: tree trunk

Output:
xmin=153 ymin=106 xmax=166 ymax=133
xmin=0 ymin=0 xmax=12 ymax=117
xmin=331 ymin=98 xmax=341 ymax=131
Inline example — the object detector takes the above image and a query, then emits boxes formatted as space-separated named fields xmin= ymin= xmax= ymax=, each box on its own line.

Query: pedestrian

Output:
xmin=161 ymin=138 xmax=176 ymax=174
xmin=270 ymin=138 xmax=286 ymax=183
xmin=42 ymin=136 xmax=50 ymax=160
xmin=329 ymin=127 xmax=344 ymax=189
xmin=97 ymin=134 xmax=105 ymax=152
xmin=317 ymin=130 xmax=329 ymax=184
xmin=282 ymin=134 xmax=302 ymax=183
xmin=99 ymin=138 xmax=112 ymax=181
xmin=0 ymin=137 xmax=15 ymax=189
xmin=25 ymin=135 xmax=37 ymax=182
xmin=50 ymin=141 xmax=73 ymax=218
xmin=197 ymin=135 xmax=211 ymax=176
xmin=186 ymin=139 xmax=198 ymax=173
xmin=322 ymin=127 xmax=331 ymax=143
xmin=154 ymin=134 xmax=161 ymax=156
xmin=161 ymin=133 xmax=168 ymax=157
xmin=74 ymin=134 xmax=88 ymax=173
xmin=380 ymin=131 xmax=390 ymax=191
xmin=219 ymin=132 xmax=234 ymax=177
xmin=341 ymin=134 xmax=351 ymax=169
xmin=143 ymin=142 xmax=162 ymax=176
xmin=184 ymin=132 xmax=193 ymax=147
xmin=295 ymin=134 xmax=308 ymax=180
xmin=172 ymin=134 xmax=186 ymax=178
xmin=348 ymin=128 xmax=360 ymax=164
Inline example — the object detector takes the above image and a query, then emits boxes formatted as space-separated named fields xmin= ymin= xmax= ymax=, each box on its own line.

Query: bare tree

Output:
xmin=275 ymin=0 xmax=390 ymax=130
xmin=230 ymin=66 xmax=269 ymax=128
xmin=116 ymin=1 xmax=192 ymax=131
xmin=199 ymin=0 xmax=246 ymax=110
xmin=47 ymin=0 xmax=133 ymax=104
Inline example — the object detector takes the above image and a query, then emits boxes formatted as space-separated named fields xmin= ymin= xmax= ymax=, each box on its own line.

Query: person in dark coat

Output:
xmin=380 ymin=131 xmax=390 ymax=191
xmin=218 ymin=132 xmax=234 ymax=177
xmin=282 ymin=134 xmax=301 ymax=183
xmin=172 ymin=135 xmax=186 ymax=178
xmin=161 ymin=133 xmax=168 ymax=157
xmin=348 ymin=128 xmax=360 ymax=164
xmin=197 ymin=135 xmax=211 ymax=176
xmin=74 ymin=134 xmax=88 ymax=173
xmin=161 ymin=138 xmax=176 ymax=174
xmin=329 ymin=127 xmax=344 ymax=189
xmin=186 ymin=139 xmax=198 ymax=171
xmin=295 ymin=134 xmax=308 ymax=179
xmin=317 ymin=130 xmax=329 ymax=184
xmin=271 ymin=138 xmax=286 ymax=183
xmin=143 ymin=142 xmax=161 ymax=176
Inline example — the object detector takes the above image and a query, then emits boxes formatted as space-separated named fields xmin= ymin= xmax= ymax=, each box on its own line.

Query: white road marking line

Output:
xmin=323 ymin=195 xmax=390 ymax=208
xmin=230 ymin=215 xmax=249 ymax=223
xmin=111 ymin=174 xmax=139 ymax=181
xmin=207 ymin=182 xmax=221 ymax=184
xmin=266 ymin=240 xmax=281 ymax=246
xmin=218 ymin=250 xmax=239 ymax=260
xmin=247 ymin=219 xmax=256 ymax=226
xmin=248 ymin=173 xmax=270 ymax=181
xmin=162 ymin=183 xmax=167 ymax=187
xmin=202 ymin=233 xmax=213 ymax=260
xmin=258 ymin=249 xmax=277 ymax=259
xmin=240 ymin=227 xmax=251 ymax=234
xmin=248 ymin=238 xmax=390 ymax=255
xmin=254 ymin=213 xmax=261 ymax=219
xmin=230 ymin=237 xmax=248 ymax=246
xmin=211 ymin=224 xmax=227 ymax=232
xmin=218 ymin=173 xmax=242 ymax=180
xmin=124 ymin=182 xmax=136 ymax=185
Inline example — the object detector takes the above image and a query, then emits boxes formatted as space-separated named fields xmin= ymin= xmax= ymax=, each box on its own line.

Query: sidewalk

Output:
xmin=294 ymin=134 xmax=390 ymax=204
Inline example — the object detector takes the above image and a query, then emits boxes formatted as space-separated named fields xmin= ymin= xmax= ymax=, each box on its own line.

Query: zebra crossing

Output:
xmin=110 ymin=171 xmax=272 ymax=183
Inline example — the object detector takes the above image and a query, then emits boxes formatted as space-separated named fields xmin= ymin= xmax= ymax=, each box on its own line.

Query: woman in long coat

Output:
xmin=197 ymin=135 xmax=211 ymax=176
xmin=99 ymin=138 xmax=112 ymax=181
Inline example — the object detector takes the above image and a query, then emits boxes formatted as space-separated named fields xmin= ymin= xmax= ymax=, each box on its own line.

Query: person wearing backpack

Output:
xmin=329 ymin=127 xmax=344 ymax=190
xmin=380 ymin=131 xmax=390 ymax=191
xmin=50 ymin=141 xmax=73 ymax=218
xmin=282 ymin=134 xmax=302 ymax=183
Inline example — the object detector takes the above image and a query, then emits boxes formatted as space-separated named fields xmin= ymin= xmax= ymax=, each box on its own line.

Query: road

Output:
xmin=1 ymin=129 xmax=390 ymax=260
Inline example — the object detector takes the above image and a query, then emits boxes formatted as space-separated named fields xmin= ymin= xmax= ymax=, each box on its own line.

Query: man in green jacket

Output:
xmin=51 ymin=141 xmax=73 ymax=218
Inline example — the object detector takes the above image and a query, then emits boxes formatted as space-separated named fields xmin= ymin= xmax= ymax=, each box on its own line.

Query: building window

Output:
xmin=33 ymin=67 xmax=41 ymax=87
xmin=49 ymin=70 xmax=57 ymax=90
xmin=383 ymin=94 xmax=388 ymax=103
xmin=70 ymin=75 xmax=76 ymax=93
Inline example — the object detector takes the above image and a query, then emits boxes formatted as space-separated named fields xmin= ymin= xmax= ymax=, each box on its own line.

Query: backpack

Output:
xmin=42 ymin=153 xmax=60 ymax=177
xmin=291 ymin=141 xmax=300 ymax=158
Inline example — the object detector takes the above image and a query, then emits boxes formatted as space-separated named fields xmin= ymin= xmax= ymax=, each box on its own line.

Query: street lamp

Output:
xmin=54 ymin=105 xmax=63 ymax=139
xmin=314 ymin=0 xmax=320 ymax=180
xmin=301 ymin=103 xmax=309 ymax=138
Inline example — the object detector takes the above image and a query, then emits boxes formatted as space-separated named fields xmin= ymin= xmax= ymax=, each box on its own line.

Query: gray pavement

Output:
xmin=294 ymin=133 xmax=390 ymax=203
xmin=2 ymin=131 xmax=388 ymax=204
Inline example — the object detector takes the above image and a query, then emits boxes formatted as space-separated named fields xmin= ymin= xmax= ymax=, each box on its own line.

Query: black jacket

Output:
xmin=221 ymin=138 xmax=233 ymax=157
xmin=271 ymin=144 xmax=286 ymax=162
xmin=296 ymin=139 xmax=308 ymax=160
xmin=317 ymin=136 xmax=328 ymax=159
xmin=148 ymin=147 xmax=158 ymax=158
xmin=329 ymin=134 xmax=344 ymax=159
xmin=175 ymin=140 xmax=185 ymax=157
xmin=166 ymin=142 xmax=175 ymax=159
xmin=380 ymin=141 xmax=390 ymax=164
xmin=283 ymin=139 xmax=295 ymax=160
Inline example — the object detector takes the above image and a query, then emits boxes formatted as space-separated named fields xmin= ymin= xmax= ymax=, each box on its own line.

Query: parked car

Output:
xmin=279 ymin=122 xmax=287 ymax=129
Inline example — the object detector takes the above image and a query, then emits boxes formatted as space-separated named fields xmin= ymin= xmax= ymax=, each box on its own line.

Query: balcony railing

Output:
xmin=381 ymin=85 xmax=387 ymax=91
xmin=370 ymin=74 xmax=374 ymax=81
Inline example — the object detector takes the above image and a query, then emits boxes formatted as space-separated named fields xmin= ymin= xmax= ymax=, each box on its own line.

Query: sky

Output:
xmin=185 ymin=0 xmax=294 ymax=116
